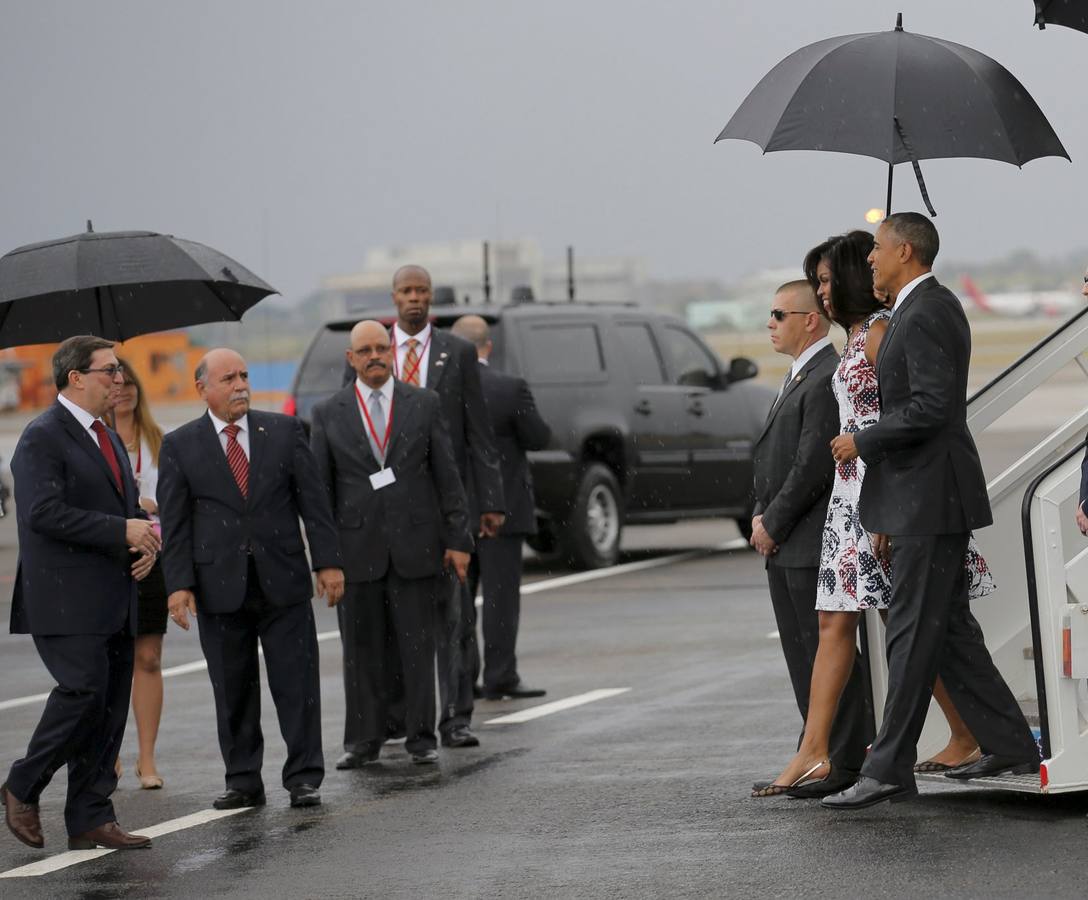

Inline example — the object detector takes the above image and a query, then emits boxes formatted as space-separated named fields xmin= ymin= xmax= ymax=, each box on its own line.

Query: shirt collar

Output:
xmin=393 ymin=322 xmax=431 ymax=348
xmin=207 ymin=409 xmax=249 ymax=435
xmin=892 ymin=272 xmax=935 ymax=313
xmin=356 ymin=375 xmax=394 ymax=402
xmin=58 ymin=391 xmax=103 ymax=433
xmin=790 ymin=336 xmax=832 ymax=376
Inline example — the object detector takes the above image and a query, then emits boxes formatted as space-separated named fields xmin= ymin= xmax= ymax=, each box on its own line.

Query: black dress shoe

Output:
xmin=482 ymin=682 xmax=547 ymax=700
xmin=441 ymin=726 xmax=481 ymax=748
xmin=411 ymin=749 xmax=439 ymax=765
xmin=944 ymin=753 xmax=1040 ymax=780
xmin=472 ymin=683 xmax=483 ymax=699
xmin=289 ymin=784 xmax=321 ymax=808
xmin=821 ymin=775 xmax=917 ymax=810
xmin=336 ymin=749 xmax=380 ymax=769
xmin=787 ymin=769 xmax=859 ymax=800
xmin=212 ymin=788 xmax=266 ymax=810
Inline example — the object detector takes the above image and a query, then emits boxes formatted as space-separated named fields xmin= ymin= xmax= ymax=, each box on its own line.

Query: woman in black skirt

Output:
xmin=112 ymin=359 xmax=168 ymax=789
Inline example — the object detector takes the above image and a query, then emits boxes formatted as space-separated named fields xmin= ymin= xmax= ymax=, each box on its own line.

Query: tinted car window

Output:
xmin=617 ymin=323 xmax=666 ymax=385
xmin=296 ymin=326 xmax=351 ymax=393
xmin=662 ymin=326 xmax=719 ymax=388
xmin=522 ymin=322 xmax=605 ymax=381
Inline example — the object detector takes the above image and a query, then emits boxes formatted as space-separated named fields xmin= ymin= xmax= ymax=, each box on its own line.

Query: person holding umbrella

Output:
xmin=823 ymin=214 xmax=1038 ymax=810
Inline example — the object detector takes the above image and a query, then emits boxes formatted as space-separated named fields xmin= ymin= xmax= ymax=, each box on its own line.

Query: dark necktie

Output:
xmin=224 ymin=423 xmax=249 ymax=499
xmin=90 ymin=420 xmax=122 ymax=491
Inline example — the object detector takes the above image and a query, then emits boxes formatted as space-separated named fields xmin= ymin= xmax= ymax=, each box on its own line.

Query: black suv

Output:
xmin=287 ymin=302 xmax=774 ymax=568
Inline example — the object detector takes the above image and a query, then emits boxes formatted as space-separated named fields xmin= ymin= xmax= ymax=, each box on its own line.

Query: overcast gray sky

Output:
xmin=0 ymin=1 xmax=1084 ymax=301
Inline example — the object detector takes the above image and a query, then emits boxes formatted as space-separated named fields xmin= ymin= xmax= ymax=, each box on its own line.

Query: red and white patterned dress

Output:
xmin=815 ymin=310 xmax=995 ymax=611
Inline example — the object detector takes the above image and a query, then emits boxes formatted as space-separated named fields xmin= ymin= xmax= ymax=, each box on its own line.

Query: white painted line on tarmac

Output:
xmin=1 ymin=539 xmax=742 ymax=712
xmin=484 ymin=688 xmax=631 ymax=725
xmin=0 ymin=807 xmax=250 ymax=879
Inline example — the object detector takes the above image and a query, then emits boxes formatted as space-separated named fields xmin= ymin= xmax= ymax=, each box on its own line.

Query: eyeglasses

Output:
xmin=79 ymin=365 xmax=125 ymax=379
xmin=770 ymin=309 xmax=814 ymax=322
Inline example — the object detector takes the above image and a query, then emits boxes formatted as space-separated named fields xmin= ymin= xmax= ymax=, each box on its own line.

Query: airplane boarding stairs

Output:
xmin=862 ymin=306 xmax=1088 ymax=794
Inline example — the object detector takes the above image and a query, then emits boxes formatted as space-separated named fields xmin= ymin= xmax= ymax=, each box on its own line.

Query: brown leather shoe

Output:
xmin=68 ymin=820 xmax=151 ymax=850
xmin=1 ymin=782 xmax=43 ymax=849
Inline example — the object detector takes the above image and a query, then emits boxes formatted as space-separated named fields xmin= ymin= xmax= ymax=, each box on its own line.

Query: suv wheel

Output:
xmin=560 ymin=463 xmax=622 ymax=569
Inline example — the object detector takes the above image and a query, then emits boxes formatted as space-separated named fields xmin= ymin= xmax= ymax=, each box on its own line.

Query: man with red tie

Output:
xmin=2 ymin=336 xmax=159 ymax=852
xmin=158 ymin=348 xmax=344 ymax=810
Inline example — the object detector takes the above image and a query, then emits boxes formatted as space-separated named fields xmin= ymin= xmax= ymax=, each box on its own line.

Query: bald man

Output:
xmin=159 ymin=348 xmax=344 ymax=810
xmin=310 ymin=322 xmax=472 ymax=766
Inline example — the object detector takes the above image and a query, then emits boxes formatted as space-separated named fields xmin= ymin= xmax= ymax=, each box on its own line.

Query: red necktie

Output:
xmin=403 ymin=339 xmax=421 ymax=386
xmin=90 ymin=420 xmax=123 ymax=491
xmin=224 ymin=423 xmax=249 ymax=499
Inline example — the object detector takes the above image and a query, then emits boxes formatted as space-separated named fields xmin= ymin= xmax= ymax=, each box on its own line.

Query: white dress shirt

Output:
xmin=891 ymin=272 xmax=935 ymax=314
xmin=392 ymin=322 xmax=432 ymax=386
xmin=788 ymin=336 xmax=833 ymax=379
xmin=208 ymin=410 xmax=250 ymax=460
xmin=355 ymin=376 xmax=395 ymax=427
xmin=57 ymin=391 xmax=105 ymax=440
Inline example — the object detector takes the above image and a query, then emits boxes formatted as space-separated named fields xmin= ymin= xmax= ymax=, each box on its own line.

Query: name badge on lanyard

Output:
xmin=355 ymin=384 xmax=397 ymax=491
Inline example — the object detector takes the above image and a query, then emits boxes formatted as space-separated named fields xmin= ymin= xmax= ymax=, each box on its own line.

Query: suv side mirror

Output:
xmin=725 ymin=356 xmax=758 ymax=385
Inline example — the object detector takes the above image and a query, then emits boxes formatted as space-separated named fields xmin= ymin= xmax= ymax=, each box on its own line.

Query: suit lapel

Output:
xmin=385 ymin=381 xmax=418 ymax=463
xmin=198 ymin=415 xmax=246 ymax=508
xmin=426 ymin=331 xmax=451 ymax=389
xmin=337 ymin=384 xmax=382 ymax=470
xmin=55 ymin=403 xmax=124 ymax=499
xmin=878 ymin=275 xmax=934 ymax=375
xmin=246 ymin=413 xmax=266 ymax=504
xmin=756 ymin=345 xmax=834 ymax=444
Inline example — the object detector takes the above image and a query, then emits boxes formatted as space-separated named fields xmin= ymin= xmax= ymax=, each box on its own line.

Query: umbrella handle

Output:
xmin=893 ymin=117 xmax=937 ymax=217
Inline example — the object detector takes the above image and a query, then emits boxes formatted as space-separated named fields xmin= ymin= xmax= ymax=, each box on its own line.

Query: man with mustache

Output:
xmin=158 ymin=348 xmax=344 ymax=809
xmin=310 ymin=321 xmax=472 ymax=765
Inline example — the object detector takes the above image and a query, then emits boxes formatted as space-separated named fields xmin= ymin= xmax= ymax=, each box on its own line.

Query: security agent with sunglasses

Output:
xmin=2 ymin=336 xmax=160 ymax=853
xmin=750 ymin=282 xmax=870 ymax=792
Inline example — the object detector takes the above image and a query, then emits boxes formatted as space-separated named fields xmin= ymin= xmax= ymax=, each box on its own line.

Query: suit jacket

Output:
xmin=309 ymin=379 xmax=472 ymax=583
xmin=158 ymin=409 xmax=342 ymax=614
xmin=751 ymin=344 xmax=840 ymax=568
xmin=425 ymin=330 xmax=504 ymax=521
xmin=10 ymin=401 xmax=140 ymax=636
xmin=478 ymin=364 xmax=551 ymax=536
xmin=854 ymin=276 xmax=992 ymax=535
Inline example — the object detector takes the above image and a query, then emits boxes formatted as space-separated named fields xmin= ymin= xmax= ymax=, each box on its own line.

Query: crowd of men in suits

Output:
xmin=1 ymin=264 xmax=552 ymax=851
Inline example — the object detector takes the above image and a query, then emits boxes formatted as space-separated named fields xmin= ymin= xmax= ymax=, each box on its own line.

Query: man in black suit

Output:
xmin=751 ymin=281 xmax=871 ymax=796
xmin=451 ymin=315 xmax=551 ymax=700
xmin=388 ymin=265 xmax=504 ymax=748
xmin=824 ymin=213 xmax=1038 ymax=810
xmin=2 ymin=336 xmax=160 ymax=851
xmin=311 ymin=320 xmax=473 ymax=766
xmin=159 ymin=348 xmax=344 ymax=810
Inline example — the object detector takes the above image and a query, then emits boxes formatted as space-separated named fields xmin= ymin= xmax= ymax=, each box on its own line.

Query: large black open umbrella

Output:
xmin=716 ymin=14 xmax=1069 ymax=215
xmin=1035 ymin=0 xmax=1088 ymax=33
xmin=0 ymin=223 xmax=276 ymax=347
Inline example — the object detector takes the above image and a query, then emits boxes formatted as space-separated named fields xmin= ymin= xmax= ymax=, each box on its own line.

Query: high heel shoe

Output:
xmin=751 ymin=759 xmax=829 ymax=798
xmin=135 ymin=764 xmax=164 ymax=790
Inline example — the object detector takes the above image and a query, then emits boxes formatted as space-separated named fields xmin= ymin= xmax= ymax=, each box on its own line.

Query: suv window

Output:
xmin=662 ymin=326 xmax=719 ymax=388
xmin=296 ymin=326 xmax=351 ymax=393
xmin=617 ymin=323 xmax=665 ymax=385
xmin=522 ymin=322 xmax=605 ymax=381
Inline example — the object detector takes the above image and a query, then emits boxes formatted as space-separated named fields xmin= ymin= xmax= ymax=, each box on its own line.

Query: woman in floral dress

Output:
xmin=754 ymin=231 xmax=994 ymax=797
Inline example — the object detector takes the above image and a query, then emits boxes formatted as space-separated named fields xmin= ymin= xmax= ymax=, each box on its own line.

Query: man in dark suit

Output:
xmin=2 ymin=335 xmax=160 ymax=851
xmin=311 ymin=320 xmax=473 ymax=766
xmin=158 ymin=348 xmax=344 ymax=810
xmin=751 ymin=281 xmax=871 ymax=797
xmin=825 ymin=213 xmax=1038 ymax=810
xmin=451 ymin=315 xmax=551 ymax=700
xmin=388 ymin=265 xmax=504 ymax=748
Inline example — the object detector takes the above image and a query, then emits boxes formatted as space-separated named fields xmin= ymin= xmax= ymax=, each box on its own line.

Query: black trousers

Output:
xmin=435 ymin=569 xmax=477 ymax=733
xmin=863 ymin=533 xmax=1038 ymax=787
xmin=198 ymin=561 xmax=323 ymax=793
xmin=766 ymin=563 xmax=873 ymax=774
xmin=7 ymin=629 xmax=133 ymax=836
xmin=339 ymin=573 xmax=437 ymax=755
xmin=469 ymin=535 xmax=524 ymax=691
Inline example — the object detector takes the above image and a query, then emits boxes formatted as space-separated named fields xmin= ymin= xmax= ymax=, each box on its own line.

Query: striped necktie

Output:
xmin=402 ymin=339 xmax=421 ymax=386
xmin=223 ymin=423 xmax=249 ymax=499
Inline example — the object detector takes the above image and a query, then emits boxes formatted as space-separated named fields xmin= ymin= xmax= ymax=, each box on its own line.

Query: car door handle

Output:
xmin=634 ymin=399 xmax=652 ymax=415
xmin=688 ymin=401 xmax=705 ymax=417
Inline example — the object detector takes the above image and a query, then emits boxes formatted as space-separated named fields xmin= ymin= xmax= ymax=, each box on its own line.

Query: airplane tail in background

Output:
xmin=960 ymin=275 xmax=993 ymax=313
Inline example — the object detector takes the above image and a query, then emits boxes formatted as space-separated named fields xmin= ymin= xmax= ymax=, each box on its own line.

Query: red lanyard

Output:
xmin=392 ymin=330 xmax=431 ymax=384
xmin=354 ymin=384 xmax=394 ymax=459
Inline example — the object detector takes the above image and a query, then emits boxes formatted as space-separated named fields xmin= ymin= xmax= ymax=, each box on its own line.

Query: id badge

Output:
xmin=369 ymin=468 xmax=396 ymax=490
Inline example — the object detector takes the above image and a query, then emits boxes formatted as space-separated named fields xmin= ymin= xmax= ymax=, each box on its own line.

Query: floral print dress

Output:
xmin=815 ymin=310 xmax=995 ymax=611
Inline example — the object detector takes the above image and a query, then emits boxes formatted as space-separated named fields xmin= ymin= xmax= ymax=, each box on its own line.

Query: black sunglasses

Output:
xmin=770 ymin=309 xmax=814 ymax=322
xmin=78 ymin=364 xmax=125 ymax=378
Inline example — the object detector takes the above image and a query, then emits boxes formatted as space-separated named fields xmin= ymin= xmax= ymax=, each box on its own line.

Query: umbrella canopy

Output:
xmin=0 ymin=225 xmax=277 ymax=347
xmin=716 ymin=14 xmax=1069 ymax=214
xmin=1035 ymin=0 xmax=1088 ymax=33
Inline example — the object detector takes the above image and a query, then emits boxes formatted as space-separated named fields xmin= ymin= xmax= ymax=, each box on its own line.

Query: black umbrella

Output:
xmin=715 ymin=14 xmax=1069 ymax=215
xmin=1035 ymin=0 xmax=1088 ymax=33
xmin=0 ymin=222 xmax=277 ymax=347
